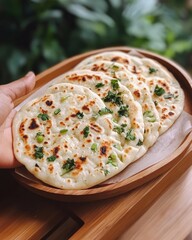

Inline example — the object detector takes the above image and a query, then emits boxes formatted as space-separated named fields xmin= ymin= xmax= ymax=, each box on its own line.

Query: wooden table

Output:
xmin=0 ymin=145 xmax=191 ymax=240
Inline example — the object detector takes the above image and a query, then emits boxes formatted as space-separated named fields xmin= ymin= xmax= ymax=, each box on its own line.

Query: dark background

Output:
xmin=0 ymin=0 xmax=192 ymax=84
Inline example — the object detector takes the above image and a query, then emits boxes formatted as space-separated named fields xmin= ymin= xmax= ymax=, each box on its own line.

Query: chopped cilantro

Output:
xmin=34 ymin=146 xmax=44 ymax=159
xmin=103 ymin=91 xmax=123 ymax=106
xmin=98 ymin=107 xmax=113 ymax=116
xmin=154 ymin=85 xmax=165 ymax=96
xmin=111 ymin=79 xmax=120 ymax=91
xmin=47 ymin=155 xmax=56 ymax=162
xmin=83 ymin=126 xmax=90 ymax=138
xmin=62 ymin=158 xmax=75 ymax=174
xmin=149 ymin=67 xmax=158 ymax=74
xmin=137 ymin=139 xmax=143 ymax=146
xmin=125 ymin=129 xmax=136 ymax=141
xmin=95 ymin=83 xmax=105 ymax=88
xmin=104 ymin=169 xmax=110 ymax=176
xmin=76 ymin=112 xmax=84 ymax=119
xmin=38 ymin=113 xmax=49 ymax=121
xmin=113 ymin=126 xmax=124 ymax=134
xmin=118 ymin=105 xmax=129 ymax=117
xmin=60 ymin=129 xmax=68 ymax=134
xmin=54 ymin=108 xmax=61 ymax=115
xmin=107 ymin=154 xmax=117 ymax=167
xmin=91 ymin=143 xmax=97 ymax=152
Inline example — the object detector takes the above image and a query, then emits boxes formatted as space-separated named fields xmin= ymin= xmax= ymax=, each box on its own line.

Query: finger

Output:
xmin=1 ymin=71 xmax=36 ymax=102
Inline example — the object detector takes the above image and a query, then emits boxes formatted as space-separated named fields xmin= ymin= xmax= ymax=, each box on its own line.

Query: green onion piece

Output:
xmin=125 ymin=129 xmax=136 ymax=141
xmin=118 ymin=105 xmax=129 ymax=117
xmin=62 ymin=158 xmax=75 ymax=174
xmin=36 ymin=135 xmax=44 ymax=143
xmin=38 ymin=113 xmax=49 ymax=121
xmin=113 ymin=144 xmax=122 ymax=150
xmin=83 ymin=126 xmax=90 ymax=138
xmin=143 ymin=111 xmax=154 ymax=118
xmin=111 ymin=65 xmax=119 ymax=71
xmin=61 ymin=96 xmax=69 ymax=102
xmin=47 ymin=155 xmax=56 ymax=162
xmin=91 ymin=143 xmax=97 ymax=152
xmin=60 ymin=129 xmax=68 ymax=134
xmin=154 ymin=85 xmax=165 ymax=96
xmin=76 ymin=112 xmax=84 ymax=119
xmin=98 ymin=107 xmax=113 ymax=116
xmin=111 ymin=79 xmax=120 ymax=91
xmin=95 ymin=83 xmax=105 ymax=88
xmin=149 ymin=67 xmax=158 ymax=74
xmin=143 ymin=111 xmax=156 ymax=122
xmin=121 ymin=123 xmax=127 ymax=128
xmin=137 ymin=139 xmax=143 ymax=146
xmin=107 ymin=154 xmax=118 ymax=167
xmin=34 ymin=146 xmax=44 ymax=159
xmin=54 ymin=108 xmax=61 ymax=115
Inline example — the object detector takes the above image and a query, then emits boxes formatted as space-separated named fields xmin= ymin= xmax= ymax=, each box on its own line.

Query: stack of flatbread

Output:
xmin=13 ymin=51 xmax=184 ymax=189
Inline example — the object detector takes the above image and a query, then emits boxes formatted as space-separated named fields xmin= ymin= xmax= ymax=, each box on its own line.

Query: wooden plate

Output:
xmin=12 ymin=47 xmax=192 ymax=202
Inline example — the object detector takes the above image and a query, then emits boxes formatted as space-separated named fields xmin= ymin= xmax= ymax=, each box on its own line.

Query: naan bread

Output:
xmin=74 ymin=60 xmax=160 ymax=152
xmin=54 ymin=70 xmax=146 ymax=159
xmin=75 ymin=51 xmax=184 ymax=134
xmin=13 ymin=83 xmax=139 ymax=189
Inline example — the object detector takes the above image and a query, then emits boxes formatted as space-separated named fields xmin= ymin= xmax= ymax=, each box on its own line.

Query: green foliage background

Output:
xmin=0 ymin=0 xmax=192 ymax=84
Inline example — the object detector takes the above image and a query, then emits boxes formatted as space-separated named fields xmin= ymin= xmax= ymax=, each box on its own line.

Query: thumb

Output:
xmin=1 ymin=71 xmax=36 ymax=102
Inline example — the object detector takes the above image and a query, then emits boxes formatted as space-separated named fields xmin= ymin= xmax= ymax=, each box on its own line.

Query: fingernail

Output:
xmin=25 ymin=71 xmax=34 ymax=77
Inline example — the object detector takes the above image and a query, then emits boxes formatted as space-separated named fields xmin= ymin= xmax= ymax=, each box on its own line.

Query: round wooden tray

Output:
xmin=12 ymin=47 xmax=192 ymax=202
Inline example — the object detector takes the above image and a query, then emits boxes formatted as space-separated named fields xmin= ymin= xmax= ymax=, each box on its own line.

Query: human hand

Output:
xmin=0 ymin=72 xmax=36 ymax=168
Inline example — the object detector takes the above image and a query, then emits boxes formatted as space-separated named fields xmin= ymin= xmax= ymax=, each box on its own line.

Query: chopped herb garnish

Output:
xmin=34 ymin=146 xmax=44 ymax=159
xmin=118 ymin=105 xmax=129 ymax=117
xmin=38 ymin=113 xmax=49 ymax=121
xmin=103 ymin=91 xmax=123 ymax=106
xmin=143 ymin=111 xmax=156 ymax=122
xmin=113 ymin=144 xmax=122 ymax=150
xmin=95 ymin=83 xmax=105 ymax=88
xmin=113 ymin=126 xmax=124 ymax=134
xmin=36 ymin=132 xmax=44 ymax=143
xmin=47 ymin=155 xmax=56 ymax=162
xmin=111 ymin=79 xmax=120 ymax=91
xmin=154 ymin=85 xmax=165 ymax=96
xmin=60 ymin=129 xmax=68 ymax=134
xmin=113 ymin=123 xmax=127 ymax=134
xmin=98 ymin=107 xmax=113 ymax=116
xmin=137 ymin=139 xmax=143 ymax=146
xmin=154 ymin=100 xmax=158 ymax=106
xmin=149 ymin=67 xmax=158 ymax=74
xmin=125 ymin=129 xmax=136 ymax=141
xmin=104 ymin=169 xmax=110 ymax=176
xmin=76 ymin=112 xmax=84 ymax=119
xmin=61 ymin=96 xmax=69 ymax=102
xmin=54 ymin=108 xmax=61 ymax=115
xmin=164 ymin=93 xmax=174 ymax=99
xmin=62 ymin=158 xmax=75 ymax=174
xmin=107 ymin=154 xmax=117 ymax=167
xmin=83 ymin=126 xmax=90 ymax=138
xmin=91 ymin=143 xmax=97 ymax=152
xmin=111 ymin=65 xmax=119 ymax=71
